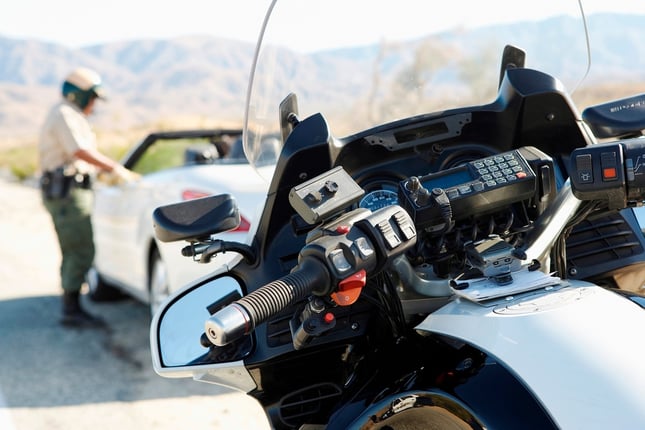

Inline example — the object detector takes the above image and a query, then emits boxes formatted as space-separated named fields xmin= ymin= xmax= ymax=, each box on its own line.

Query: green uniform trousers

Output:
xmin=43 ymin=188 xmax=95 ymax=294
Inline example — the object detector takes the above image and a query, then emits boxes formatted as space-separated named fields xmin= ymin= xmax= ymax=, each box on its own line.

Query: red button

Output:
xmin=603 ymin=167 xmax=617 ymax=179
xmin=323 ymin=312 xmax=335 ymax=324
xmin=516 ymin=171 xmax=527 ymax=179
xmin=336 ymin=225 xmax=350 ymax=234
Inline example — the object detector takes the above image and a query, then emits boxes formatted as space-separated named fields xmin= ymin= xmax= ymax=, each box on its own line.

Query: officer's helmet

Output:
xmin=62 ymin=67 xmax=106 ymax=110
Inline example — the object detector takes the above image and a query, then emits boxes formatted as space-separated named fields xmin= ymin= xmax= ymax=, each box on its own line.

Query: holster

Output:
xmin=40 ymin=168 xmax=91 ymax=200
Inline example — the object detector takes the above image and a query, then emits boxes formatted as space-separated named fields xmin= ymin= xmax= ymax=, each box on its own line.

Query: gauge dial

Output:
xmin=359 ymin=189 xmax=399 ymax=211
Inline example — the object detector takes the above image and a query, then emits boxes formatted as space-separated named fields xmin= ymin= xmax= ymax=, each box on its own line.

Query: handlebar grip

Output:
xmin=205 ymin=258 xmax=330 ymax=346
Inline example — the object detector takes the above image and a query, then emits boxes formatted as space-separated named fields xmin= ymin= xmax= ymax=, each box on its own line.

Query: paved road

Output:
xmin=0 ymin=178 xmax=270 ymax=430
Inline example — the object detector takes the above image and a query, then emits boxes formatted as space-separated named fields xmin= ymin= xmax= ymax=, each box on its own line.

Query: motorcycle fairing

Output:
xmin=332 ymin=365 xmax=558 ymax=430
xmin=256 ymin=322 xmax=557 ymax=429
xmin=416 ymin=280 xmax=645 ymax=429
xmin=322 ymin=333 xmax=558 ymax=429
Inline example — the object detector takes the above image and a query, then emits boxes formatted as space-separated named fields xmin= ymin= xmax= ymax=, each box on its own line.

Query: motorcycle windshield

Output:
xmin=243 ymin=0 xmax=592 ymax=175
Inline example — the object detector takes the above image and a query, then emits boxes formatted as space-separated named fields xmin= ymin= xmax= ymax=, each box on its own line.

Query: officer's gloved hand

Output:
xmin=112 ymin=165 xmax=141 ymax=183
xmin=98 ymin=165 xmax=140 ymax=185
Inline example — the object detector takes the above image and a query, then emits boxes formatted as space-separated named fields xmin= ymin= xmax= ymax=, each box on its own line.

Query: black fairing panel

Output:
xmin=328 ymin=353 xmax=557 ymax=430
xmin=344 ymin=391 xmax=486 ymax=430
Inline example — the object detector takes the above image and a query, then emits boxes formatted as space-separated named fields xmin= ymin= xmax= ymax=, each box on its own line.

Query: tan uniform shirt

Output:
xmin=39 ymin=100 xmax=96 ymax=174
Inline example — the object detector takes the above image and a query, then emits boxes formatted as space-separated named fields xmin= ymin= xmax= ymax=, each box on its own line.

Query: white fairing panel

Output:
xmin=416 ymin=280 xmax=645 ymax=429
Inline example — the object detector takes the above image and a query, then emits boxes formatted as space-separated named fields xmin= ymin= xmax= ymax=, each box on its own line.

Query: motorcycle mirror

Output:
xmin=151 ymin=275 xmax=256 ymax=390
xmin=153 ymin=193 xmax=240 ymax=242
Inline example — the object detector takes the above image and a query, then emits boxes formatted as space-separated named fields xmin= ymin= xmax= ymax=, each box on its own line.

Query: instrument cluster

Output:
xmin=356 ymin=176 xmax=402 ymax=212
xmin=353 ymin=146 xmax=503 ymax=214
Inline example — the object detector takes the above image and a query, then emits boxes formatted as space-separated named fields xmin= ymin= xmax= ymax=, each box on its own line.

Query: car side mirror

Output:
xmin=153 ymin=194 xmax=240 ymax=242
xmin=150 ymin=275 xmax=256 ymax=391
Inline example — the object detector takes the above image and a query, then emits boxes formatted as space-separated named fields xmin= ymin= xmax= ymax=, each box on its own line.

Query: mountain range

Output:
xmin=2 ymin=13 xmax=645 ymax=144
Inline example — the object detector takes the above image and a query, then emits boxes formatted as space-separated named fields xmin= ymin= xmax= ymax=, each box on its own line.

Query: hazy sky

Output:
xmin=3 ymin=0 xmax=645 ymax=51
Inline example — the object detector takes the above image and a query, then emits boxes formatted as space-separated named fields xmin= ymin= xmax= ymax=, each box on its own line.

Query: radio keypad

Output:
xmin=399 ymin=149 xmax=538 ymax=228
xmin=467 ymin=152 xmax=528 ymax=189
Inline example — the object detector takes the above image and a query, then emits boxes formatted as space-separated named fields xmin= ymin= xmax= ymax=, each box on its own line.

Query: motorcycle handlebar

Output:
xmin=204 ymin=258 xmax=330 ymax=346
xmin=204 ymin=204 xmax=418 ymax=347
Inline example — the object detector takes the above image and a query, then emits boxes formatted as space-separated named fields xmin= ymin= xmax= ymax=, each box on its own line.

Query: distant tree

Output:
xmin=456 ymin=42 xmax=499 ymax=104
xmin=364 ymin=37 xmax=453 ymax=124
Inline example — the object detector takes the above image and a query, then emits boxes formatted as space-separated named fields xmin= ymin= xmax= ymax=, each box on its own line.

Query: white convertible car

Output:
xmin=89 ymin=129 xmax=271 ymax=314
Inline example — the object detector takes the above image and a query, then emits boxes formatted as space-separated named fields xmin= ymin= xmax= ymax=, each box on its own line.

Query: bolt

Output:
xmin=456 ymin=357 xmax=474 ymax=371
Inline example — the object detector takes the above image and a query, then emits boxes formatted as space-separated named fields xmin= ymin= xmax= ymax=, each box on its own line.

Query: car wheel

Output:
xmin=86 ymin=266 xmax=127 ymax=302
xmin=149 ymin=249 xmax=170 ymax=317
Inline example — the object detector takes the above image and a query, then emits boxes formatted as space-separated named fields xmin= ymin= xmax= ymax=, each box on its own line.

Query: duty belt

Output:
xmin=40 ymin=168 xmax=91 ymax=199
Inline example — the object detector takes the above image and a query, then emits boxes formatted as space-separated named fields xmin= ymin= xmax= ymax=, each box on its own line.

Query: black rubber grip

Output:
xmin=236 ymin=257 xmax=330 ymax=329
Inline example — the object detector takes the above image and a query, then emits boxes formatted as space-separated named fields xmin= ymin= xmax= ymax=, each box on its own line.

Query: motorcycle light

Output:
xmin=181 ymin=189 xmax=211 ymax=200
xmin=232 ymin=215 xmax=251 ymax=232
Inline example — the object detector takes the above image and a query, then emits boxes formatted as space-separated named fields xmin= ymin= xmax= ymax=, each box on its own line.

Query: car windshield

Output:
xmin=243 ymin=0 xmax=598 ymax=178
xmin=125 ymin=132 xmax=248 ymax=174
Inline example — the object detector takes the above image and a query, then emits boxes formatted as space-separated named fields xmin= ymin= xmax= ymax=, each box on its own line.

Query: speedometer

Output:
xmin=359 ymin=189 xmax=399 ymax=211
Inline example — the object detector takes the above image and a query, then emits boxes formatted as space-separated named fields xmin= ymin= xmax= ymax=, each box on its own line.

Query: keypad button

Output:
xmin=458 ymin=185 xmax=472 ymax=194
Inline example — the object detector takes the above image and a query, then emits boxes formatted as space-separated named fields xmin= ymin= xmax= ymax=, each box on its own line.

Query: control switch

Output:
xmin=601 ymin=151 xmax=618 ymax=181
xmin=575 ymin=153 xmax=594 ymax=184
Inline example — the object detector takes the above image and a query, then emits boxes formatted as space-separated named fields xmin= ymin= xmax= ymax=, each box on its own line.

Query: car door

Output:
xmin=93 ymin=132 xmax=230 ymax=292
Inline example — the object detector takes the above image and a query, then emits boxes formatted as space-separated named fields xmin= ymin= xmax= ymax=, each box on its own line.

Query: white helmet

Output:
xmin=62 ymin=67 xmax=106 ymax=109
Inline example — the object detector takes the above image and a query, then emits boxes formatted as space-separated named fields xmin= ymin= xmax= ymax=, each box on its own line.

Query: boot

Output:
xmin=61 ymin=291 xmax=106 ymax=328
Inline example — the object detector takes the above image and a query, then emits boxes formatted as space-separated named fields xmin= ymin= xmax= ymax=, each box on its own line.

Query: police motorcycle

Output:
xmin=150 ymin=1 xmax=645 ymax=428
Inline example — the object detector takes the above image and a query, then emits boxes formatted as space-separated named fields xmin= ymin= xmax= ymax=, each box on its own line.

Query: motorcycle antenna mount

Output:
xmin=280 ymin=93 xmax=300 ymax=144
xmin=498 ymin=45 xmax=526 ymax=89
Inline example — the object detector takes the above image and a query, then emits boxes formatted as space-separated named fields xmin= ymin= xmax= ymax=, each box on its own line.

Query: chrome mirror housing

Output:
xmin=150 ymin=275 xmax=256 ymax=392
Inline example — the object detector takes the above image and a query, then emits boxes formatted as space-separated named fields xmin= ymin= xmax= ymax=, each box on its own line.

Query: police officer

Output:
xmin=39 ymin=67 xmax=137 ymax=328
